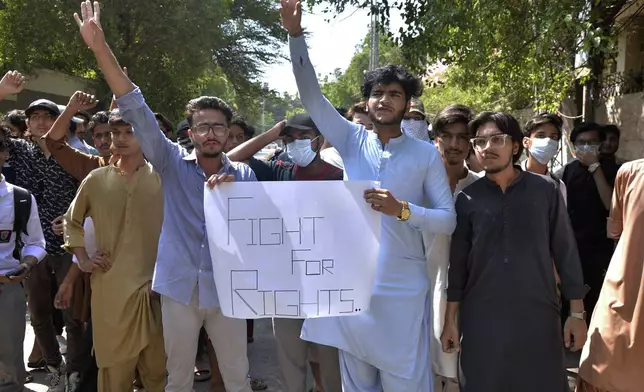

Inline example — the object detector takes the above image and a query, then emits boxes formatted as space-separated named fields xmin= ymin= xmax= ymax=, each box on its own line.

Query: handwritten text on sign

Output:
xmin=204 ymin=181 xmax=380 ymax=319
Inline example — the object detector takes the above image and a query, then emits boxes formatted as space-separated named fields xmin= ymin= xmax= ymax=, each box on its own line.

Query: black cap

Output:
xmin=176 ymin=119 xmax=190 ymax=139
xmin=25 ymin=99 xmax=60 ymax=117
xmin=281 ymin=113 xmax=318 ymax=135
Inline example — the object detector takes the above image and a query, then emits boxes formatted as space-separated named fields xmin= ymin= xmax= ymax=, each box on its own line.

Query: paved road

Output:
xmin=24 ymin=318 xmax=293 ymax=392
xmin=23 ymin=316 xmax=576 ymax=391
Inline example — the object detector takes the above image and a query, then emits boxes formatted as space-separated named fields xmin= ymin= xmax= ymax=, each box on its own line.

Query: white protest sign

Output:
xmin=204 ymin=181 xmax=380 ymax=319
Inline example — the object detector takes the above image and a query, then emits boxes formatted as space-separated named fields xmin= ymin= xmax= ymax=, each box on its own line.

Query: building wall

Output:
xmin=0 ymin=69 xmax=96 ymax=114
xmin=597 ymin=92 xmax=644 ymax=161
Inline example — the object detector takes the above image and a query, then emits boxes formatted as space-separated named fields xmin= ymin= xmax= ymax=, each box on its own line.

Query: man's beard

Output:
xmin=195 ymin=139 xmax=222 ymax=158
xmin=485 ymin=155 xmax=514 ymax=174
xmin=444 ymin=150 xmax=467 ymax=166
xmin=201 ymin=151 xmax=221 ymax=158
xmin=369 ymin=109 xmax=405 ymax=127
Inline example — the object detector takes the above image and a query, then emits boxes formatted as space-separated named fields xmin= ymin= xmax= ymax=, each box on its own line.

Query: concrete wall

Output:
xmin=597 ymin=92 xmax=644 ymax=161
xmin=0 ymin=69 xmax=96 ymax=114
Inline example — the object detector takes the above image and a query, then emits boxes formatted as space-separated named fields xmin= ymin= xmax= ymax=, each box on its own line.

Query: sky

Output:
xmin=263 ymin=6 xmax=402 ymax=95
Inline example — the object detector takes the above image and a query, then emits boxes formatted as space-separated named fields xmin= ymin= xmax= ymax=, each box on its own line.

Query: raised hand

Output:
xmin=0 ymin=70 xmax=26 ymax=98
xmin=74 ymin=1 xmax=106 ymax=51
xmin=280 ymin=0 xmax=303 ymax=36
xmin=67 ymin=91 xmax=99 ymax=112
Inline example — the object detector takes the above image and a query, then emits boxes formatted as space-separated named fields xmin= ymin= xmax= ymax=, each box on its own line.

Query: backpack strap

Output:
xmin=12 ymin=185 xmax=32 ymax=260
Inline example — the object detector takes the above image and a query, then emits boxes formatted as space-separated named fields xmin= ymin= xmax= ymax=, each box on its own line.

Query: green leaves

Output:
xmin=0 ymin=0 xmax=284 ymax=122
xmin=308 ymin=0 xmax=630 ymax=114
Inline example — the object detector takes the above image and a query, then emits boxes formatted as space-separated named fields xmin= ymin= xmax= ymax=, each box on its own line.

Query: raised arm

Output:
xmin=74 ymin=1 xmax=178 ymax=171
xmin=227 ymin=121 xmax=285 ymax=162
xmin=45 ymin=138 xmax=103 ymax=181
xmin=0 ymin=70 xmax=25 ymax=101
xmin=407 ymin=148 xmax=457 ymax=234
xmin=281 ymin=0 xmax=363 ymax=157
xmin=46 ymin=91 xmax=98 ymax=141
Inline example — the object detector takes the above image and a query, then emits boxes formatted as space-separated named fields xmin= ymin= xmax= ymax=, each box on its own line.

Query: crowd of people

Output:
xmin=0 ymin=1 xmax=642 ymax=392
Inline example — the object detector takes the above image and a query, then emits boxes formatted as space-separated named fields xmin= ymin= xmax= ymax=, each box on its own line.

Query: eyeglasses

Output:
xmin=28 ymin=113 xmax=55 ymax=122
xmin=193 ymin=123 xmax=228 ymax=137
xmin=470 ymin=134 xmax=511 ymax=151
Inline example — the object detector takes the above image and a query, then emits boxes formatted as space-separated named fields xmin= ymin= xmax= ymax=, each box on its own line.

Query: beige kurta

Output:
xmin=64 ymin=163 xmax=164 ymax=368
xmin=578 ymin=158 xmax=644 ymax=392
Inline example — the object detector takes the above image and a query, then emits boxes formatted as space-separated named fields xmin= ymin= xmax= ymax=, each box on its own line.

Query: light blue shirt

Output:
xmin=117 ymin=87 xmax=257 ymax=308
xmin=68 ymin=136 xmax=99 ymax=155
xmin=290 ymin=34 xmax=457 ymax=378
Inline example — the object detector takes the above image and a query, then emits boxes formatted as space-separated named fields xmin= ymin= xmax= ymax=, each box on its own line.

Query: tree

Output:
xmin=0 ymin=0 xmax=284 ymax=120
xmin=320 ymin=33 xmax=405 ymax=108
xmin=308 ymin=0 xmax=636 ymax=117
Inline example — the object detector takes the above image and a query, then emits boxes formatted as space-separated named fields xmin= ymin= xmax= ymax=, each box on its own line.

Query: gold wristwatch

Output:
xmin=397 ymin=201 xmax=411 ymax=222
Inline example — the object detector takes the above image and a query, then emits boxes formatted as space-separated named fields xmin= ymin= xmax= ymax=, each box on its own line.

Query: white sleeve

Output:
xmin=21 ymin=195 xmax=46 ymax=262
xmin=72 ymin=218 xmax=96 ymax=264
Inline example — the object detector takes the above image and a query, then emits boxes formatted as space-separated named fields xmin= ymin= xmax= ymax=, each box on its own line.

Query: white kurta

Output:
xmin=289 ymin=34 xmax=457 ymax=380
xmin=424 ymin=171 xmax=481 ymax=379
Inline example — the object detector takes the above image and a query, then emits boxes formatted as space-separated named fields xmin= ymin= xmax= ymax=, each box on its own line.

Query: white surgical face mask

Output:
xmin=529 ymin=137 xmax=559 ymax=165
xmin=402 ymin=119 xmax=430 ymax=142
xmin=287 ymin=137 xmax=318 ymax=167
xmin=574 ymin=144 xmax=600 ymax=158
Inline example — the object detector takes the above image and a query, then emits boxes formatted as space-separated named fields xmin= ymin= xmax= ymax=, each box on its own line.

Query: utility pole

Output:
xmin=261 ymin=99 xmax=266 ymax=132
xmin=368 ymin=0 xmax=379 ymax=71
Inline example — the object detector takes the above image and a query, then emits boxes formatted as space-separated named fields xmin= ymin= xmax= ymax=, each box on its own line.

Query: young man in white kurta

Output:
xmin=281 ymin=2 xmax=456 ymax=390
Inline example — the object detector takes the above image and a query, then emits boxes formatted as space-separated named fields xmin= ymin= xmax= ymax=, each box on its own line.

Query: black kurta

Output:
xmin=447 ymin=170 xmax=587 ymax=392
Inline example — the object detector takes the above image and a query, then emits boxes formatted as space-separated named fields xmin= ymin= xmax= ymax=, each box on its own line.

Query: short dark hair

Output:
xmin=469 ymin=111 xmax=524 ymax=163
xmin=185 ymin=96 xmax=234 ymax=126
xmin=5 ymin=109 xmax=27 ymax=135
xmin=335 ymin=107 xmax=348 ymax=119
xmin=76 ymin=110 xmax=91 ymax=123
xmin=230 ymin=115 xmax=257 ymax=139
xmin=570 ymin=122 xmax=605 ymax=144
xmin=523 ymin=112 xmax=563 ymax=138
xmin=87 ymin=111 xmax=110 ymax=134
xmin=347 ymin=102 xmax=368 ymax=120
xmin=361 ymin=65 xmax=422 ymax=102
xmin=155 ymin=112 xmax=174 ymax=135
xmin=602 ymin=124 xmax=621 ymax=138
xmin=432 ymin=104 xmax=474 ymax=136
xmin=0 ymin=122 xmax=11 ymax=140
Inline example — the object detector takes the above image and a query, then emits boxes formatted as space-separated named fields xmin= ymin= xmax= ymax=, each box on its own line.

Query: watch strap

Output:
xmin=588 ymin=162 xmax=601 ymax=173
xmin=570 ymin=311 xmax=586 ymax=320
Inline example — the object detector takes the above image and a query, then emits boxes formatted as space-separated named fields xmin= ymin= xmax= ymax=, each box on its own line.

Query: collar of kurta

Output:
xmin=483 ymin=165 xmax=525 ymax=187
xmin=0 ymin=175 xmax=8 ymax=197
xmin=520 ymin=159 xmax=550 ymax=175
xmin=183 ymin=150 xmax=234 ymax=172
xmin=368 ymin=130 xmax=408 ymax=146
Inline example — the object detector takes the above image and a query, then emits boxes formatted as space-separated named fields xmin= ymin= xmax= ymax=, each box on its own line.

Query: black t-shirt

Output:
xmin=561 ymin=158 xmax=621 ymax=251
xmin=1 ymin=164 xmax=16 ymax=184
xmin=247 ymin=157 xmax=343 ymax=182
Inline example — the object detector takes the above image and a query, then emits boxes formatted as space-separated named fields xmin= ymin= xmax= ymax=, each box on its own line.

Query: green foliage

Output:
xmin=308 ymin=0 xmax=631 ymax=112
xmin=320 ymin=34 xmax=405 ymax=108
xmin=0 ymin=0 xmax=284 ymax=121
